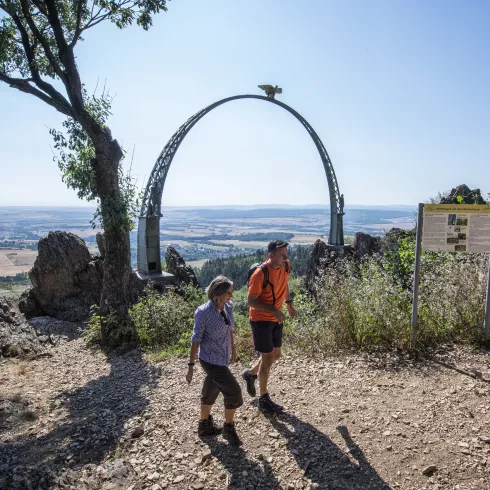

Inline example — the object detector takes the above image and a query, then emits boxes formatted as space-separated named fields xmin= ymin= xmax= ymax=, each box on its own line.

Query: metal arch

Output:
xmin=137 ymin=94 xmax=345 ymax=275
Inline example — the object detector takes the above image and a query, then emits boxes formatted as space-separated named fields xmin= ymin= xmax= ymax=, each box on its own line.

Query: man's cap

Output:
xmin=268 ymin=239 xmax=289 ymax=253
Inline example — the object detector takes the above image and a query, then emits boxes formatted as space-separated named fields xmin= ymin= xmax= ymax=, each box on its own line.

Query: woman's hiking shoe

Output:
xmin=222 ymin=422 xmax=242 ymax=446
xmin=198 ymin=415 xmax=222 ymax=437
xmin=242 ymin=369 xmax=258 ymax=397
xmin=258 ymin=393 xmax=284 ymax=413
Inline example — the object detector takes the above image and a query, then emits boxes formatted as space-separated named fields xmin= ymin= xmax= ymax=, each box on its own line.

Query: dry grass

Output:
xmin=0 ymin=249 xmax=37 ymax=276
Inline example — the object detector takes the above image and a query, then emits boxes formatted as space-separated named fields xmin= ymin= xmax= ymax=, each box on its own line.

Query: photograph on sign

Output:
xmin=445 ymin=214 xmax=468 ymax=252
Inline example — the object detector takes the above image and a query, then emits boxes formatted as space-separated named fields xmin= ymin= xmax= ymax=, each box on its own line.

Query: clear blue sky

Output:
xmin=1 ymin=0 xmax=489 ymax=207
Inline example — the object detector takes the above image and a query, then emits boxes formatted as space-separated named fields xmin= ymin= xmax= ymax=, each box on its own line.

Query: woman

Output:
xmin=186 ymin=275 xmax=243 ymax=446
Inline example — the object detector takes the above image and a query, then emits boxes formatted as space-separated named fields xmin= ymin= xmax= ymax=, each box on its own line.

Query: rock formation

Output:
xmin=165 ymin=246 xmax=199 ymax=288
xmin=19 ymin=231 xmax=103 ymax=321
xmin=0 ymin=295 xmax=40 ymax=357
xmin=440 ymin=185 xmax=487 ymax=205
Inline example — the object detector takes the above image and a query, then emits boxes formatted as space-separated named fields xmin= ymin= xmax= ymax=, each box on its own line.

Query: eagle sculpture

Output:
xmin=258 ymin=85 xmax=283 ymax=99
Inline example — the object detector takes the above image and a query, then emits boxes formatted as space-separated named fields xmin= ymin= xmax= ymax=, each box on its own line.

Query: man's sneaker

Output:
xmin=258 ymin=393 xmax=284 ymax=413
xmin=222 ymin=422 xmax=242 ymax=446
xmin=198 ymin=415 xmax=222 ymax=437
xmin=242 ymin=369 xmax=258 ymax=397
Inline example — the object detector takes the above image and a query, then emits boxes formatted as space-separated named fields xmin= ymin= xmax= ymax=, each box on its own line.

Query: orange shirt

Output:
xmin=248 ymin=260 xmax=290 ymax=322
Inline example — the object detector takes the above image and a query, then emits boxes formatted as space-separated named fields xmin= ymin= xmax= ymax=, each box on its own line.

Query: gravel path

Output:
xmin=1 ymin=338 xmax=490 ymax=490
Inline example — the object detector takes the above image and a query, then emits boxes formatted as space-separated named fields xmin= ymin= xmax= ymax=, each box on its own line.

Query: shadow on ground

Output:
xmin=266 ymin=410 xmax=392 ymax=490
xmin=202 ymin=437 xmax=282 ymax=489
xmin=201 ymin=404 xmax=392 ymax=490
xmin=0 ymin=349 xmax=159 ymax=489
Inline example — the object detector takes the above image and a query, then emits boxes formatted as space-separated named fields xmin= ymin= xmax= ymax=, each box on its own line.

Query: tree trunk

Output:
xmin=93 ymin=138 xmax=132 ymax=345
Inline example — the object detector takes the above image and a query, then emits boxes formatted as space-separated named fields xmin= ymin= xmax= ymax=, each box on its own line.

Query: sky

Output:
xmin=1 ymin=0 xmax=489 ymax=208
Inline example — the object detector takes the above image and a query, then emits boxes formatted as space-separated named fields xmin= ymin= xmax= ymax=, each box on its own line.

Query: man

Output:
xmin=242 ymin=240 xmax=297 ymax=413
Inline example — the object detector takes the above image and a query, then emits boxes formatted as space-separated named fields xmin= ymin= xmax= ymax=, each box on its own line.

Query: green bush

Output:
xmin=286 ymin=251 xmax=489 ymax=354
xmin=129 ymin=285 xmax=204 ymax=351
xmin=417 ymin=252 xmax=488 ymax=346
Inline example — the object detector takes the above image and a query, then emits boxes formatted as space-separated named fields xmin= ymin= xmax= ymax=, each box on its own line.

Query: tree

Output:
xmin=0 ymin=0 xmax=169 ymax=343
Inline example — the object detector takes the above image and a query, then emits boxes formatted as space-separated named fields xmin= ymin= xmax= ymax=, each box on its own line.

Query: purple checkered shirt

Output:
xmin=191 ymin=300 xmax=235 ymax=366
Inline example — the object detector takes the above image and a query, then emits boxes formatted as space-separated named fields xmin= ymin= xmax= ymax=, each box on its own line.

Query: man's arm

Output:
xmin=248 ymin=294 xmax=286 ymax=323
xmin=285 ymin=284 xmax=297 ymax=318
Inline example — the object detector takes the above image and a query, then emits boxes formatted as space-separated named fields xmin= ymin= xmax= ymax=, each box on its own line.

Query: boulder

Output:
xmin=305 ymin=239 xmax=330 ymax=293
xmin=19 ymin=231 xmax=103 ymax=321
xmin=0 ymin=295 xmax=41 ymax=357
xmin=165 ymin=246 xmax=199 ymax=288
xmin=352 ymin=232 xmax=382 ymax=258
xmin=304 ymin=239 xmax=353 ymax=294
xmin=440 ymin=185 xmax=487 ymax=205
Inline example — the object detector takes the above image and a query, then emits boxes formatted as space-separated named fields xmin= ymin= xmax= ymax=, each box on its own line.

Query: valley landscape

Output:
xmin=0 ymin=205 xmax=414 ymax=278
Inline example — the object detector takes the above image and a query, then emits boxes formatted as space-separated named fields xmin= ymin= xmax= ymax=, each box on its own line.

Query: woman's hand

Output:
xmin=186 ymin=365 xmax=194 ymax=384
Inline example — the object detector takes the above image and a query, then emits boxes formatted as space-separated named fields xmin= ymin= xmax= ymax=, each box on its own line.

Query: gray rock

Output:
xmin=131 ymin=425 xmax=145 ymax=438
xmin=440 ymin=184 xmax=487 ymax=205
xmin=165 ymin=246 xmax=199 ymax=288
xmin=19 ymin=231 xmax=103 ymax=321
xmin=352 ymin=232 xmax=381 ymax=259
xmin=0 ymin=295 xmax=41 ymax=357
xmin=422 ymin=465 xmax=437 ymax=475
xmin=305 ymin=239 xmax=353 ymax=294
xmin=201 ymin=449 xmax=212 ymax=462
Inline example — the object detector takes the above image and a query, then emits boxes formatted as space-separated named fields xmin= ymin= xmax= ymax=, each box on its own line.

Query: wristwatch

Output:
xmin=285 ymin=300 xmax=293 ymax=305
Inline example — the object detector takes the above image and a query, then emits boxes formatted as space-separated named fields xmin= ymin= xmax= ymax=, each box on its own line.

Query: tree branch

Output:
xmin=43 ymin=0 xmax=112 ymax=145
xmin=7 ymin=8 xmax=72 ymax=114
xmin=44 ymin=0 xmax=84 ymax=106
xmin=0 ymin=72 xmax=73 ymax=117
xmin=70 ymin=0 xmax=84 ymax=48
xmin=18 ymin=0 xmax=65 ymax=81
xmin=31 ymin=0 xmax=49 ymax=18
xmin=84 ymin=1 xmax=136 ymax=31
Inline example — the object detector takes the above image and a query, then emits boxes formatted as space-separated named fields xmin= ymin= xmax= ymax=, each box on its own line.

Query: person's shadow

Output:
xmin=0 ymin=349 xmax=159 ymax=489
xmin=202 ymin=438 xmax=282 ymax=489
xmin=266 ymin=410 xmax=392 ymax=489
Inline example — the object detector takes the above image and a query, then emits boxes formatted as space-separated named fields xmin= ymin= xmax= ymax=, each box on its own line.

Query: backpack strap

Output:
xmin=259 ymin=263 xmax=269 ymax=290
xmin=259 ymin=262 xmax=289 ymax=307
xmin=260 ymin=263 xmax=276 ymax=306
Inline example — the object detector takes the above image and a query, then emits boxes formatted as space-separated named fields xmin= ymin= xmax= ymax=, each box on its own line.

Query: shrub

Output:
xmin=129 ymin=285 xmax=204 ymax=351
xmin=286 ymin=251 xmax=489 ymax=354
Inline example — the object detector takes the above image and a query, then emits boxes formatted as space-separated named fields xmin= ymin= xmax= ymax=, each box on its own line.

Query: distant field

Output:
xmin=0 ymin=284 xmax=29 ymax=300
xmin=0 ymin=249 xmax=37 ymax=276
xmin=289 ymin=234 xmax=325 ymax=244
xmin=187 ymin=259 xmax=208 ymax=269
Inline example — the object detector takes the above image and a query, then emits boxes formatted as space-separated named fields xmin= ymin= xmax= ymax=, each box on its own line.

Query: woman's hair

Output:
xmin=206 ymin=275 xmax=233 ymax=303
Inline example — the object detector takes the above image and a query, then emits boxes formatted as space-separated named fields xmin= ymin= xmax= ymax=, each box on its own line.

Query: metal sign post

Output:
xmin=410 ymin=203 xmax=424 ymax=350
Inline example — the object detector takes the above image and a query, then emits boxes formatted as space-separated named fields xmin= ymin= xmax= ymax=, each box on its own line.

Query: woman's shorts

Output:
xmin=199 ymin=359 xmax=243 ymax=409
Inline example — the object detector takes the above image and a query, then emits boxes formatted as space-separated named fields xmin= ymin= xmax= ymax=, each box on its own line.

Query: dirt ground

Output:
xmin=1 ymin=338 xmax=489 ymax=490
